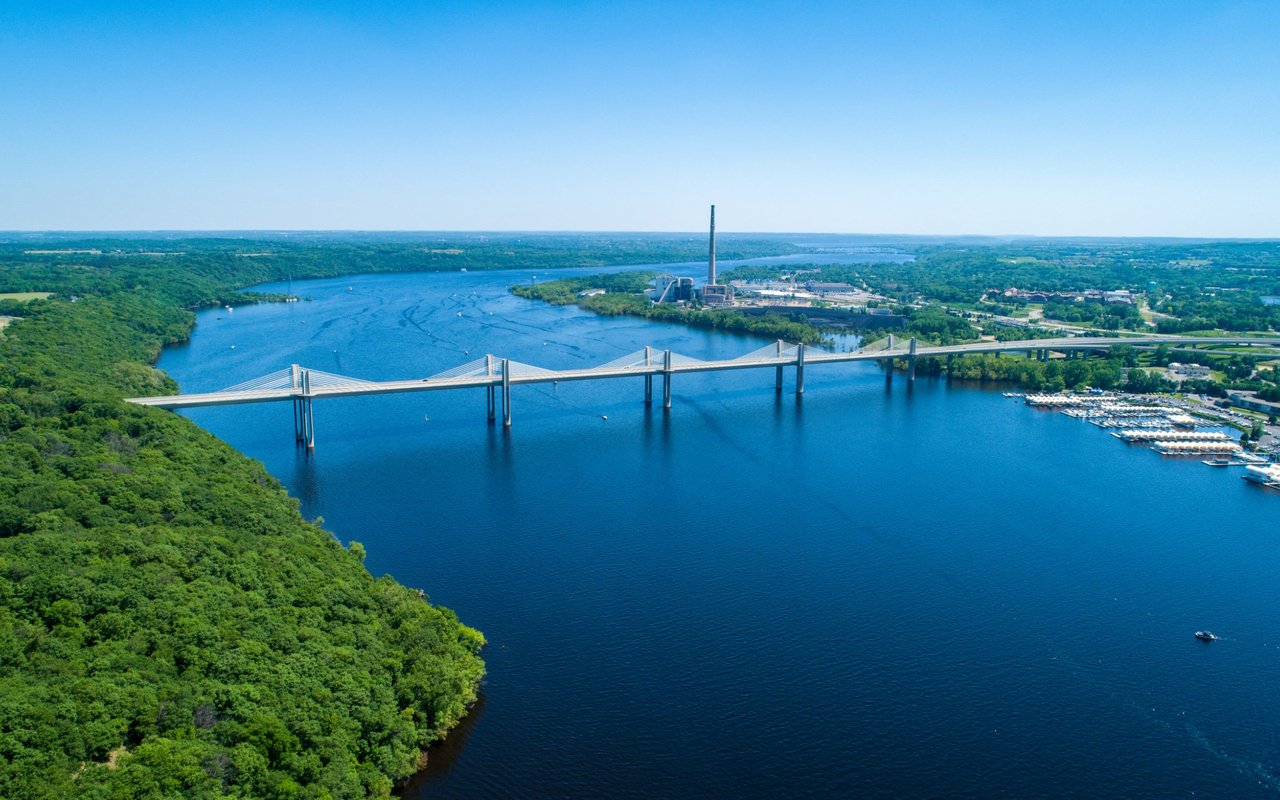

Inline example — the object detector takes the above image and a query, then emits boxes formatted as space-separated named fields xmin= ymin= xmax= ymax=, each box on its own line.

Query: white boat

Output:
xmin=1243 ymin=463 xmax=1280 ymax=488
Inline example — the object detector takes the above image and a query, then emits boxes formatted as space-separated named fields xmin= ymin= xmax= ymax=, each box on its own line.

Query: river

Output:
xmin=158 ymin=264 xmax=1280 ymax=799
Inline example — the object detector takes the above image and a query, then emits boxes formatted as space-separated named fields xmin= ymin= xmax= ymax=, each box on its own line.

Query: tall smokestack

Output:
xmin=708 ymin=204 xmax=717 ymax=285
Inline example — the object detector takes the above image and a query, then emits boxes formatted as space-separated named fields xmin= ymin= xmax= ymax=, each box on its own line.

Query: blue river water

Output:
xmin=158 ymin=266 xmax=1280 ymax=799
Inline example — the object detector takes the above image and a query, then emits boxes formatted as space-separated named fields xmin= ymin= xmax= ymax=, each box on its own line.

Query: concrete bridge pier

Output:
xmin=290 ymin=365 xmax=304 ymax=444
xmin=908 ymin=337 xmax=918 ymax=382
xmin=501 ymin=358 xmax=512 ymax=427
xmin=775 ymin=340 xmax=785 ymax=393
xmin=644 ymin=346 xmax=654 ymax=405
xmin=796 ymin=342 xmax=806 ymax=395
xmin=302 ymin=399 xmax=314 ymax=449
xmin=946 ymin=353 xmax=954 ymax=373
xmin=291 ymin=367 xmax=315 ymax=448
xmin=486 ymin=355 xmax=497 ymax=421
xmin=662 ymin=349 xmax=673 ymax=409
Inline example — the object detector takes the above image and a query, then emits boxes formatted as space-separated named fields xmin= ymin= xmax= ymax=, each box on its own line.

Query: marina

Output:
xmin=1020 ymin=392 xmax=1276 ymax=479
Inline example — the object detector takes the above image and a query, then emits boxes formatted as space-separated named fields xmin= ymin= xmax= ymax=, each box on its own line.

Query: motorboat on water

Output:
xmin=1195 ymin=630 xmax=1218 ymax=642
xmin=1243 ymin=463 xmax=1280 ymax=487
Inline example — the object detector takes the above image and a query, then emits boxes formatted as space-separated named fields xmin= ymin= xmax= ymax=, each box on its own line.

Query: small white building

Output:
xmin=1167 ymin=362 xmax=1211 ymax=380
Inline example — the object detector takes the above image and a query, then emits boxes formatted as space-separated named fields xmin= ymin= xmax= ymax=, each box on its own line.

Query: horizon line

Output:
xmin=2 ymin=229 xmax=1279 ymax=242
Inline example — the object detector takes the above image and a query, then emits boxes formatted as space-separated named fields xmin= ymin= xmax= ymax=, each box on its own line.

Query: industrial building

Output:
xmin=647 ymin=275 xmax=695 ymax=304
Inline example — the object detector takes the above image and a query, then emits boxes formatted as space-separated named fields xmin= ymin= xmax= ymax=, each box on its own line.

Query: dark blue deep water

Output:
xmin=159 ymin=268 xmax=1280 ymax=799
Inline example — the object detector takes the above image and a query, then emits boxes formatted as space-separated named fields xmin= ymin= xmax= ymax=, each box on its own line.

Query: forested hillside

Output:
xmin=0 ymin=240 xmax=506 ymax=798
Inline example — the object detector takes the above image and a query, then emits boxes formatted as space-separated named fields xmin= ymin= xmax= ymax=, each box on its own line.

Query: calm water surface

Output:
xmin=159 ymin=267 xmax=1280 ymax=799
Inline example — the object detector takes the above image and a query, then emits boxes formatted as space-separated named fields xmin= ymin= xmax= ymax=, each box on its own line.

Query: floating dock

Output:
xmin=1152 ymin=441 xmax=1243 ymax=455
xmin=1114 ymin=430 xmax=1232 ymax=443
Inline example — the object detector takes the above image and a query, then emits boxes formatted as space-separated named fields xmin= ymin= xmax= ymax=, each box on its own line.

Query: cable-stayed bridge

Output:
xmin=126 ymin=335 xmax=1279 ymax=447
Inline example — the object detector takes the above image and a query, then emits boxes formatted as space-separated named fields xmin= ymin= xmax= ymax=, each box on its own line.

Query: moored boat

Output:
xmin=1243 ymin=463 xmax=1280 ymax=488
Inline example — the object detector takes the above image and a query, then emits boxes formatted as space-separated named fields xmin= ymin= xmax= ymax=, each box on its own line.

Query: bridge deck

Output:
xmin=126 ymin=335 xmax=1279 ymax=410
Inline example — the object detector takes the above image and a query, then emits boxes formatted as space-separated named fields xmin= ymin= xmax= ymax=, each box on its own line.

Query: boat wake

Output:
xmin=1184 ymin=722 xmax=1280 ymax=794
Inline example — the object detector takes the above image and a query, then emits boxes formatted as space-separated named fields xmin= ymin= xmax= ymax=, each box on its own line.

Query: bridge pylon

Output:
xmin=486 ymin=354 xmax=496 ymax=422
xmin=796 ymin=342 xmax=806 ymax=395
xmin=776 ymin=340 xmax=785 ymax=393
xmin=501 ymin=358 xmax=512 ymax=427
xmin=291 ymin=365 xmax=315 ymax=449
xmin=662 ymin=349 xmax=672 ymax=409
xmin=644 ymin=346 xmax=653 ymax=405
xmin=908 ymin=337 xmax=918 ymax=382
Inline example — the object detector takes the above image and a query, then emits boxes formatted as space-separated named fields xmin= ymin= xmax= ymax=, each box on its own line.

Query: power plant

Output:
xmin=700 ymin=204 xmax=734 ymax=306
xmin=646 ymin=205 xmax=733 ymax=305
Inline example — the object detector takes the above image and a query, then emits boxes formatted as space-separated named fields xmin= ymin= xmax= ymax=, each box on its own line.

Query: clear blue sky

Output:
xmin=2 ymin=1 xmax=1277 ymax=235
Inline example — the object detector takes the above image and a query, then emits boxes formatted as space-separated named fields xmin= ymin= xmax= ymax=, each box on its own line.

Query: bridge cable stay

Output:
xmin=733 ymin=341 xmax=798 ymax=362
xmin=219 ymin=367 xmax=378 ymax=394
xmin=429 ymin=357 xmax=493 ymax=380
xmin=858 ymin=335 xmax=911 ymax=355
xmin=219 ymin=368 xmax=298 ymax=393
xmin=303 ymin=369 xmax=378 ymax=389
xmin=502 ymin=359 xmax=558 ymax=377
xmin=596 ymin=350 xmax=653 ymax=370
xmin=666 ymin=351 xmax=706 ymax=367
